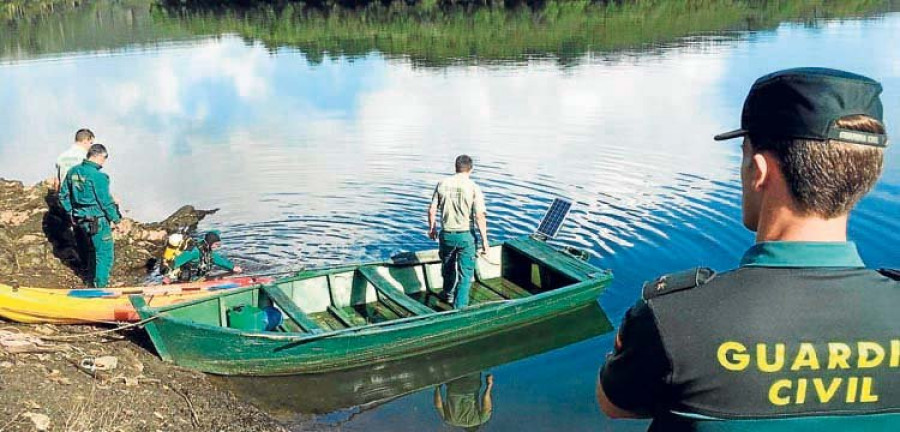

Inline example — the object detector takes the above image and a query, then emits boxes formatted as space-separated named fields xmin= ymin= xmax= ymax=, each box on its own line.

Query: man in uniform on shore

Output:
xmin=597 ymin=68 xmax=900 ymax=429
xmin=52 ymin=128 xmax=94 ymax=191
xmin=60 ymin=144 xmax=122 ymax=288
xmin=428 ymin=155 xmax=490 ymax=309
xmin=45 ymin=129 xmax=96 ymax=271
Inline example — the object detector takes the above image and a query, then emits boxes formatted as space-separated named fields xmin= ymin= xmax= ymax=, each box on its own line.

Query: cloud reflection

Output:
xmin=0 ymin=17 xmax=897 ymax=274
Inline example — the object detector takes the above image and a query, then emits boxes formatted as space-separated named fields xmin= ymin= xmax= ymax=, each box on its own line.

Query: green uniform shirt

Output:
xmin=59 ymin=160 xmax=121 ymax=223
xmin=601 ymin=242 xmax=900 ymax=431
xmin=431 ymin=173 xmax=486 ymax=232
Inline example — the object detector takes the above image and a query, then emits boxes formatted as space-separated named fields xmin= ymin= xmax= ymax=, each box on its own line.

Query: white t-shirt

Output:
xmin=56 ymin=144 xmax=87 ymax=184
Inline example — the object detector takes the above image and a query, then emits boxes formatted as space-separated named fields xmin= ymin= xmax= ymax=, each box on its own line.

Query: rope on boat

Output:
xmin=0 ymin=312 xmax=166 ymax=342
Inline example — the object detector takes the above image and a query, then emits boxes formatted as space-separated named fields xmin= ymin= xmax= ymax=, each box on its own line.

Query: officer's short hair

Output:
xmin=455 ymin=155 xmax=473 ymax=173
xmin=75 ymin=128 xmax=95 ymax=143
xmin=749 ymin=114 xmax=885 ymax=218
xmin=87 ymin=143 xmax=108 ymax=159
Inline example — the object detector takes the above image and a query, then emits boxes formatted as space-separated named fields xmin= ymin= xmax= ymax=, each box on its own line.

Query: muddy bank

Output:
xmin=0 ymin=178 xmax=216 ymax=288
xmin=0 ymin=179 xmax=308 ymax=431
xmin=0 ymin=323 xmax=290 ymax=432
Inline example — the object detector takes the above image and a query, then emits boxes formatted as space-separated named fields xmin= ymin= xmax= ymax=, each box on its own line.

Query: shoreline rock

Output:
xmin=0 ymin=178 xmax=217 ymax=288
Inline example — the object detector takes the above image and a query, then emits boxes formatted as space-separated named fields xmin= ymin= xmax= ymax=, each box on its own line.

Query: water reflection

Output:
xmin=435 ymin=372 xmax=494 ymax=430
xmin=2 ymin=2 xmax=900 ymax=431
xmin=216 ymin=303 xmax=610 ymax=426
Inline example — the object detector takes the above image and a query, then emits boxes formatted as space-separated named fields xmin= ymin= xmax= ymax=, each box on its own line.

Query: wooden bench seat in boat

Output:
xmin=261 ymin=285 xmax=324 ymax=334
xmin=357 ymin=266 xmax=434 ymax=316
xmin=504 ymin=237 xmax=597 ymax=283
xmin=477 ymin=278 xmax=531 ymax=300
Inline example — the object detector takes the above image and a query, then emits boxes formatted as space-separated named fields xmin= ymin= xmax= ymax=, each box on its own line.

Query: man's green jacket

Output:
xmin=60 ymin=160 xmax=121 ymax=222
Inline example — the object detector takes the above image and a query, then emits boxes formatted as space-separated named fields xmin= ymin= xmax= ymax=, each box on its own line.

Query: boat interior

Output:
xmin=165 ymin=238 xmax=583 ymax=334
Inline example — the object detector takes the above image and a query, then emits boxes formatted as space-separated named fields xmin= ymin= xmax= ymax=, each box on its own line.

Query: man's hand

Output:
xmin=232 ymin=266 xmax=243 ymax=274
xmin=428 ymin=227 xmax=438 ymax=241
xmin=481 ymin=241 xmax=490 ymax=254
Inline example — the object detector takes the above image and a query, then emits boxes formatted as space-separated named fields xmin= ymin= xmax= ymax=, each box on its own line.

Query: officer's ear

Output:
xmin=749 ymin=152 xmax=771 ymax=192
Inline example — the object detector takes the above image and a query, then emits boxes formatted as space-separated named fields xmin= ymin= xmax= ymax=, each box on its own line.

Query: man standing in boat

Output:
xmin=428 ymin=155 xmax=490 ymax=309
xmin=597 ymin=68 xmax=900 ymax=429
xmin=60 ymin=143 xmax=122 ymax=288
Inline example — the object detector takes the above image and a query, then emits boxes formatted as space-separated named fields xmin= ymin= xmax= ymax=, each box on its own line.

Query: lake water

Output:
xmin=1 ymin=1 xmax=899 ymax=430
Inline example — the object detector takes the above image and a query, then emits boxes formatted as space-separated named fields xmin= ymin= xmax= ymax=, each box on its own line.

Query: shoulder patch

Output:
xmin=643 ymin=267 xmax=716 ymax=300
xmin=878 ymin=268 xmax=900 ymax=281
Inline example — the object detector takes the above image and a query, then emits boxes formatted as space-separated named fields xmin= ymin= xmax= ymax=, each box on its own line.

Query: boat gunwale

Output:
xmin=134 ymin=237 xmax=609 ymax=317
xmin=132 ymin=272 xmax=612 ymax=343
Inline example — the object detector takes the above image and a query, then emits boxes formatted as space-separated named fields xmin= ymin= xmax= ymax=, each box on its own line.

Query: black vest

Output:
xmin=646 ymin=267 xmax=900 ymax=422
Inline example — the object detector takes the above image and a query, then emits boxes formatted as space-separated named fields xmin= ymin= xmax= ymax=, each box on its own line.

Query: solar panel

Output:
xmin=535 ymin=198 xmax=573 ymax=239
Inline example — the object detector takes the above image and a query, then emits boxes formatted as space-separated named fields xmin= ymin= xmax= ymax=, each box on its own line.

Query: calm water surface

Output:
xmin=1 ymin=2 xmax=899 ymax=431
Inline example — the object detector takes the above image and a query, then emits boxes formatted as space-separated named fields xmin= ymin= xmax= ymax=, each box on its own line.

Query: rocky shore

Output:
xmin=0 ymin=178 xmax=294 ymax=431
xmin=0 ymin=178 xmax=219 ymax=289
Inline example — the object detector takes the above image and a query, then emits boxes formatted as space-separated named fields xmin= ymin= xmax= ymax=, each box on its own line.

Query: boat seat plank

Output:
xmin=505 ymin=237 xmax=597 ymax=282
xmin=278 ymin=319 xmax=303 ymax=333
xmin=309 ymin=311 xmax=348 ymax=331
xmin=351 ymin=302 xmax=401 ymax=323
xmin=412 ymin=292 xmax=454 ymax=312
xmin=328 ymin=306 xmax=359 ymax=328
xmin=338 ymin=306 xmax=371 ymax=326
xmin=479 ymin=278 xmax=532 ymax=299
xmin=261 ymin=285 xmax=324 ymax=334
xmin=380 ymin=297 xmax=416 ymax=318
xmin=358 ymin=267 xmax=434 ymax=316
xmin=371 ymin=302 xmax=401 ymax=322
xmin=470 ymin=283 xmax=505 ymax=303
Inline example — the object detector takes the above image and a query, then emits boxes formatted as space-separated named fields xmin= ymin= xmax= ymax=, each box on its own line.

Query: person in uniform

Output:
xmin=59 ymin=144 xmax=121 ymax=288
xmin=45 ymin=129 xmax=95 ymax=272
xmin=597 ymin=68 xmax=900 ymax=430
xmin=162 ymin=231 xmax=243 ymax=283
xmin=428 ymin=155 xmax=490 ymax=309
xmin=52 ymin=128 xmax=94 ymax=191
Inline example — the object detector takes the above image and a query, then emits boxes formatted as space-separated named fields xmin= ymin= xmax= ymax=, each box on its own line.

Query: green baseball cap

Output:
xmin=714 ymin=67 xmax=888 ymax=147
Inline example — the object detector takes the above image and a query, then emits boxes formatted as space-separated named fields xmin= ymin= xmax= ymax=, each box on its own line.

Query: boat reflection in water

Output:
xmin=215 ymin=303 xmax=611 ymax=423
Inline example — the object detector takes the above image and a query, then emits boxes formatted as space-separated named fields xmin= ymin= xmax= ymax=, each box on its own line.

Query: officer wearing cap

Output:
xmin=597 ymin=68 xmax=900 ymax=430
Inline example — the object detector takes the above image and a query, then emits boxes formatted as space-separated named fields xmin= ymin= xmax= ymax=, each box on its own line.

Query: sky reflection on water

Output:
xmin=1 ymin=9 xmax=899 ymax=431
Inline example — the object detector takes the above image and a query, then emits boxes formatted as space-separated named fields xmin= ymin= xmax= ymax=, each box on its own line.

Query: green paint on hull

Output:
xmin=132 ymin=236 xmax=613 ymax=376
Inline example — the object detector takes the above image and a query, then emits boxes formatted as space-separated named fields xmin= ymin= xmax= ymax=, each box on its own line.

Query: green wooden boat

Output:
xmin=131 ymin=235 xmax=613 ymax=376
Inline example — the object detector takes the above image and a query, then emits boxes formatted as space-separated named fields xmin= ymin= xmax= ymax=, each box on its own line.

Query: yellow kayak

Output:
xmin=0 ymin=276 xmax=273 ymax=324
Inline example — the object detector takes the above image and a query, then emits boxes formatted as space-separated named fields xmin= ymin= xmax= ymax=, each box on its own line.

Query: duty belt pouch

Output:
xmin=80 ymin=217 xmax=99 ymax=236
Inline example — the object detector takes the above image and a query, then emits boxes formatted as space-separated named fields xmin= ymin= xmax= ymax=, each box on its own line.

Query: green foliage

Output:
xmin=1 ymin=0 xmax=192 ymax=60
xmin=154 ymin=0 xmax=899 ymax=67
xmin=2 ymin=0 xmax=898 ymax=65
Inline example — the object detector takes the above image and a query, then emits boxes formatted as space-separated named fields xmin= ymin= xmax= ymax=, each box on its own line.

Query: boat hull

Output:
xmin=134 ymin=273 xmax=610 ymax=376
